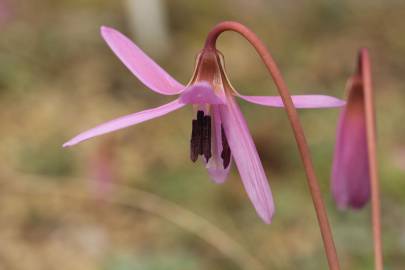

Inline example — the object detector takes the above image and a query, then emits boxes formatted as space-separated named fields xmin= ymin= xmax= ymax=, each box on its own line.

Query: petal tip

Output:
xmin=335 ymin=198 xmax=368 ymax=211
xmin=238 ymin=94 xmax=346 ymax=109
xmin=333 ymin=98 xmax=347 ymax=107
xmin=259 ymin=210 xmax=274 ymax=224
xmin=62 ymin=141 xmax=74 ymax=148
xmin=306 ymin=95 xmax=347 ymax=108
xmin=100 ymin=25 xmax=112 ymax=34
xmin=100 ymin=26 xmax=116 ymax=40
xmin=100 ymin=26 xmax=123 ymax=42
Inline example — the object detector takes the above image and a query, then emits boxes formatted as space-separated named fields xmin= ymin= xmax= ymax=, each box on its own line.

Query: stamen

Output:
xmin=190 ymin=110 xmax=212 ymax=162
xmin=202 ymin=115 xmax=212 ymax=161
xmin=197 ymin=110 xmax=204 ymax=155
xmin=220 ymin=125 xmax=231 ymax=168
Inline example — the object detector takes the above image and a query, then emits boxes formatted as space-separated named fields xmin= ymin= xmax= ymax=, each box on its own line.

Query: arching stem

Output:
xmin=359 ymin=48 xmax=383 ymax=270
xmin=204 ymin=21 xmax=340 ymax=270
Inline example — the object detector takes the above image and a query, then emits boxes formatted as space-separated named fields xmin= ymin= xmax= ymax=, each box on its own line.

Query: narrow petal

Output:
xmin=63 ymin=99 xmax=185 ymax=147
xmin=179 ymin=82 xmax=225 ymax=105
xmin=238 ymin=94 xmax=345 ymax=108
xmin=101 ymin=26 xmax=184 ymax=95
xmin=205 ymin=105 xmax=231 ymax=183
xmin=331 ymin=82 xmax=370 ymax=209
xmin=219 ymin=94 xmax=274 ymax=223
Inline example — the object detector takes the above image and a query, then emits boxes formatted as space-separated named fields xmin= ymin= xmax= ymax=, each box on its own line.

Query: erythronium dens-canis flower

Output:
xmin=64 ymin=26 xmax=345 ymax=223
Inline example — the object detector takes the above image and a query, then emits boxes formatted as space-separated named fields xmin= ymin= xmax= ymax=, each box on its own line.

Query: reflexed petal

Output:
xmin=101 ymin=26 xmax=184 ymax=95
xmin=238 ymin=94 xmax=345 ymax=108
xmin=179 ymin=82 xmax=225 ymax=105
xmin=205 ymin=105 xmax=231 ymax=183
xmin=219 ymin=94 xmax=274 ymax=223
xmin=63 ymin=99 xmax=185 ymax=147
xmin=331 ymin=84 xmax=370 ymax=209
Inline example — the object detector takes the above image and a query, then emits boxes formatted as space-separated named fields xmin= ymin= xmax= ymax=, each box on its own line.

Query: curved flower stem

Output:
xmin=359 ymin=48 xmax=383 ymax=270
xmin=204 ymin=21 xmax=340 ymax=270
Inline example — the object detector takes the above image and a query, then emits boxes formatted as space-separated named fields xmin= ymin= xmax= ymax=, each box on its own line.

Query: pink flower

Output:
xmin=331 ymin=51 xmax=370 ymax=209
xmin=64 ymin=26 xmax=345 ymax=223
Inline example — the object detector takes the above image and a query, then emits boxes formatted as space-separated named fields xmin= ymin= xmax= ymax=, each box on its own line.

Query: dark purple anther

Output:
xmin=220 ymin=126 xmax=231 ymax=168
xmin=202 ymin=115 xmax=212 ymax=161
xmin=190 ymin=110 xmax=212 ymax=162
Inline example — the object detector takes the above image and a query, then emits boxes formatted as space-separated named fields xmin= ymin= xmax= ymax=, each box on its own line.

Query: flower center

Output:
xmin=190 ymin=110 xmax=231 ymax=168
xmin=190 ymin=110 xmax=211 ymax=162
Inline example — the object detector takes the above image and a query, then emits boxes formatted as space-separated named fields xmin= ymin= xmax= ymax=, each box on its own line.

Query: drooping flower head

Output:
xmin=64 ymin=26 xmax=345 ymax=223
xmin=331 ymin=49 xmax=372 ymax=209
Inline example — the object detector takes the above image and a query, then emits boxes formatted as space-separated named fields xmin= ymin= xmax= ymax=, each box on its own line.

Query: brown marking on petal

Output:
xmin=220 ymin=125 xmax=231 ymax=168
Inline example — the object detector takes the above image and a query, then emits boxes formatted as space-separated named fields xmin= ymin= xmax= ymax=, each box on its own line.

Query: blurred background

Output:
xmin=0 ymin=0 xmax=404 ymax=269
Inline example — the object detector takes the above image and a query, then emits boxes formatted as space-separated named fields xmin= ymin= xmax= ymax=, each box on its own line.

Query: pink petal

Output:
xmin=238 ymin=94 xmax=345 ymax=108
xmin=331 ymin=87 xmax=370 ymax=209
xmin=101 ymin=26 xmax=185 ymax=95
xmin=63 ymin=99 xmax=185 ymax=147
xmin=205 ymin=105 xmax=231 ymax=183
xmin=219 ymin=94 xmax=275 ymax=223
xmin=179 ymin=82 xmax=225 ymax=105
